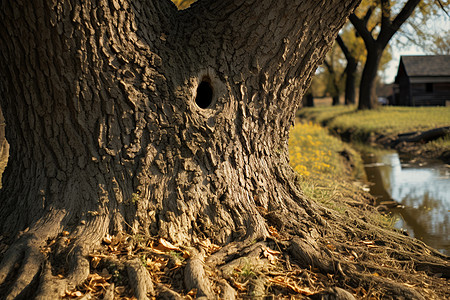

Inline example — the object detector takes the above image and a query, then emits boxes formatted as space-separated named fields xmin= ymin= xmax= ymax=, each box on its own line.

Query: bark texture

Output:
xmin=0 ymin=0 xmax=361 ymax=298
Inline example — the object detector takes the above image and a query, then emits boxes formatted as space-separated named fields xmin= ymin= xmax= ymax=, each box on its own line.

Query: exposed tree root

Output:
xmin=5 ymin=245 xmax=42 ymax=300
xmin=184 ymin=250 xmax=214 ymax=298
xmin=311 ymin=287 xmax=356 ymax=300
xmin=35 ymin=261 xmax=67 ymax=300
xmin=126 ymin=258 xmax=155 ymax=299
xmin=0 ymin=235 xmax=45 ymax=300
xmin=0 ymin=190 xmax=448 ymax=299
xmin=0 ymin=220 xmax=105 ymax=299
xmin=217 ymin=279 xmax=237 ymax=299
xmin=156 ymin=283 xmax=184 ymax=300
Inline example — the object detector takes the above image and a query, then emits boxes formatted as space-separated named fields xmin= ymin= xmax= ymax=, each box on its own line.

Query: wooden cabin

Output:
xmin=393 ymin=55 xmax=450 ymax=106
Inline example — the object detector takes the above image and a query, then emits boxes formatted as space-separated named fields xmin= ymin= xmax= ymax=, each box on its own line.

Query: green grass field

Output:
xmin=299 ymin=105 xmax=450 ymax=134
xmin=298 ymin=105 xmax=450 ymax=154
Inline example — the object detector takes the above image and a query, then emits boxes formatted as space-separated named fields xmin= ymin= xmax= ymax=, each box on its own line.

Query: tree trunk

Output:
xmin=0 ymin=0 xmax=361 ymax=298
xmin=344 ymin=59 xmax=357 ymax=105
xmin=304 ymin=93 xmax=315 ymax=107
xmin=332 ymin=96 xmax=340 ymax=106
xmin=357 ymin=46 xmax=383 ymax=110
xmin=336 ymin=35 xmax=357 ymax=105
xmin=323 ymin=60 xmax=341 ymax=106
xmin=350 ymin=0 xmax=421 ymax=110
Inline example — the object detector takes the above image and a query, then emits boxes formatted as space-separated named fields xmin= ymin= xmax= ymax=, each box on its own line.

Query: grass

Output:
xmin=299 ymin=105 xmax=450 ymax=135
xmin=288 ymin=120 xmax=397 ymax=228
xmin=297 ymin=105 xmax=355 ymax=125
xmin=289 ymin=105 xmax=450 ymax=228
xmin=330 ymin=106 xmax=449 ymax=135
xmin=288 ymin=121 xmax=372 ymax=212
xmin=298 ymin=105 xmax=450 ymax=154
xmin=289 ymin=121 xmax=357 ymax=179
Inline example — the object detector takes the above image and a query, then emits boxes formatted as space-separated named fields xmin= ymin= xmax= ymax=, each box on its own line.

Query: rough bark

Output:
xmin=0 ymin=0 xmax=361 ymax=298
xmin=349 ymin=0 xmax=421 ymax=110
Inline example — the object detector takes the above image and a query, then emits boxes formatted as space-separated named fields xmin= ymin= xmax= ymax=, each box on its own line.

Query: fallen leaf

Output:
xmin=103 ymin=234 xmax=112 ymax=244
xmin=155 ymin=238 xmax=180 ymax=252
xmin=198 ymin=238 xmax=221 ymax=254
xmin=326 ymin=244 xmax=336 ymax=251
xmin=268 ymin=277 xmax=314 ymax=295
xmin=268 ymin=226 xmax=279 ymax=238
xmin=65 ymin=290 xmax=83 ymax=297
xmin=187 ymin=288 xmax=197 ymax=296
xmin=233 ymin=280 xmax=248 ymax=291
xmin=263 ymin=247 xmax=281 ymax=264
xmin=199 ymin=238 xmax=211 ymax=248
xmin=182 ymin=250 xmax=191 ymax=259
xmin=264 ymin=247 xmax=281 ymax=256
xmin=91 ymin=256 xmax=101 ymax=268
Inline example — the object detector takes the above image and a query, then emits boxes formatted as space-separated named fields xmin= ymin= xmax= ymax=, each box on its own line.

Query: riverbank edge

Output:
xmin=334 ymin=126 xmax=450 ymax=164
xmin=287 ymin=120 xmax=449 ymax=298
xmin=298 ymin=108 xmax=450 ymax=165
xmin=289 ymin=120 xmax=390 ymax=223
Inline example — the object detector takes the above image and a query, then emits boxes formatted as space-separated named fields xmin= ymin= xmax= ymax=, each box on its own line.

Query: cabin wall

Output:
xmin=397 ymin=75 xmax=411 ymax=106
xmin=410 ymin=82 xmax=450 ymax=106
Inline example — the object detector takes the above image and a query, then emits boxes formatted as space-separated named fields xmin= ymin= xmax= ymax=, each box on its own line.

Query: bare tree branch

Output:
xmin=435 ymin=0 xmax=449 ymax=16
xmin=349 ymin=14 xmax=376 ymax=47
xmin=378 ymin=0 xmax=421 ymax=47
xmin=380 ymin=0 xmax=392 ymax=30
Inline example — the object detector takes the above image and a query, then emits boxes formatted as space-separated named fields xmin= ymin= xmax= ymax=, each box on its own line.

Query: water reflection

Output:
xmin=363 ymin=152 xmax=450 ymax=255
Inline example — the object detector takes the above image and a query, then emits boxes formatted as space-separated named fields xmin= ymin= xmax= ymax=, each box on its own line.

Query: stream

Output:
xmin=363 ymin=151 xmax=450 ymax=255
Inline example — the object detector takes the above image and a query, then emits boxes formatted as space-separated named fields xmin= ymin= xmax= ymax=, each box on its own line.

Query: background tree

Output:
xmin=336 ymin=34 xmax=360 ymax=104
xmin=334 ymin=23 xmax=371 ymax=105
xmin=350 ymin=0 xmax=422 ymax=109
xmin=323 ymin=45 xmax=346 ymax=106
xmin=395 ymin=0 xmax=450 ymax=54
xmin=312 ymin=22 xmax=391 ymax=106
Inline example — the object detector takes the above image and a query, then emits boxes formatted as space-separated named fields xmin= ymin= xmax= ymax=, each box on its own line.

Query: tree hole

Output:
xmin=195 ymin=78 xmax=213 ymax=109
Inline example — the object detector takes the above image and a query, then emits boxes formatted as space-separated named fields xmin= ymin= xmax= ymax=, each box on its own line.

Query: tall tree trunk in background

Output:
xmin=357 ymin=45 xmax=383 ymax=109
xmin=350 ymin=0 xmax=421 ymax=110
xmin=336 ymin=35 xmax=358 ymax=105
xmin=332 ymin=96 xmax=340 ymax=106
xmin=344 ymin=60 xmax=358 ymax=105
xmin=323 ymin=60 xmax=341 ymax=106
xmin=304 ymin=93 xmax=315 ymax=107
xmin=0 ymin=0 xmax=360 ymax=297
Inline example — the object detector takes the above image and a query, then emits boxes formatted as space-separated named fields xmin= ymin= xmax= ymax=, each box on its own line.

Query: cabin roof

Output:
xmin=400 ymin=55 xmax=450 ymax=77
